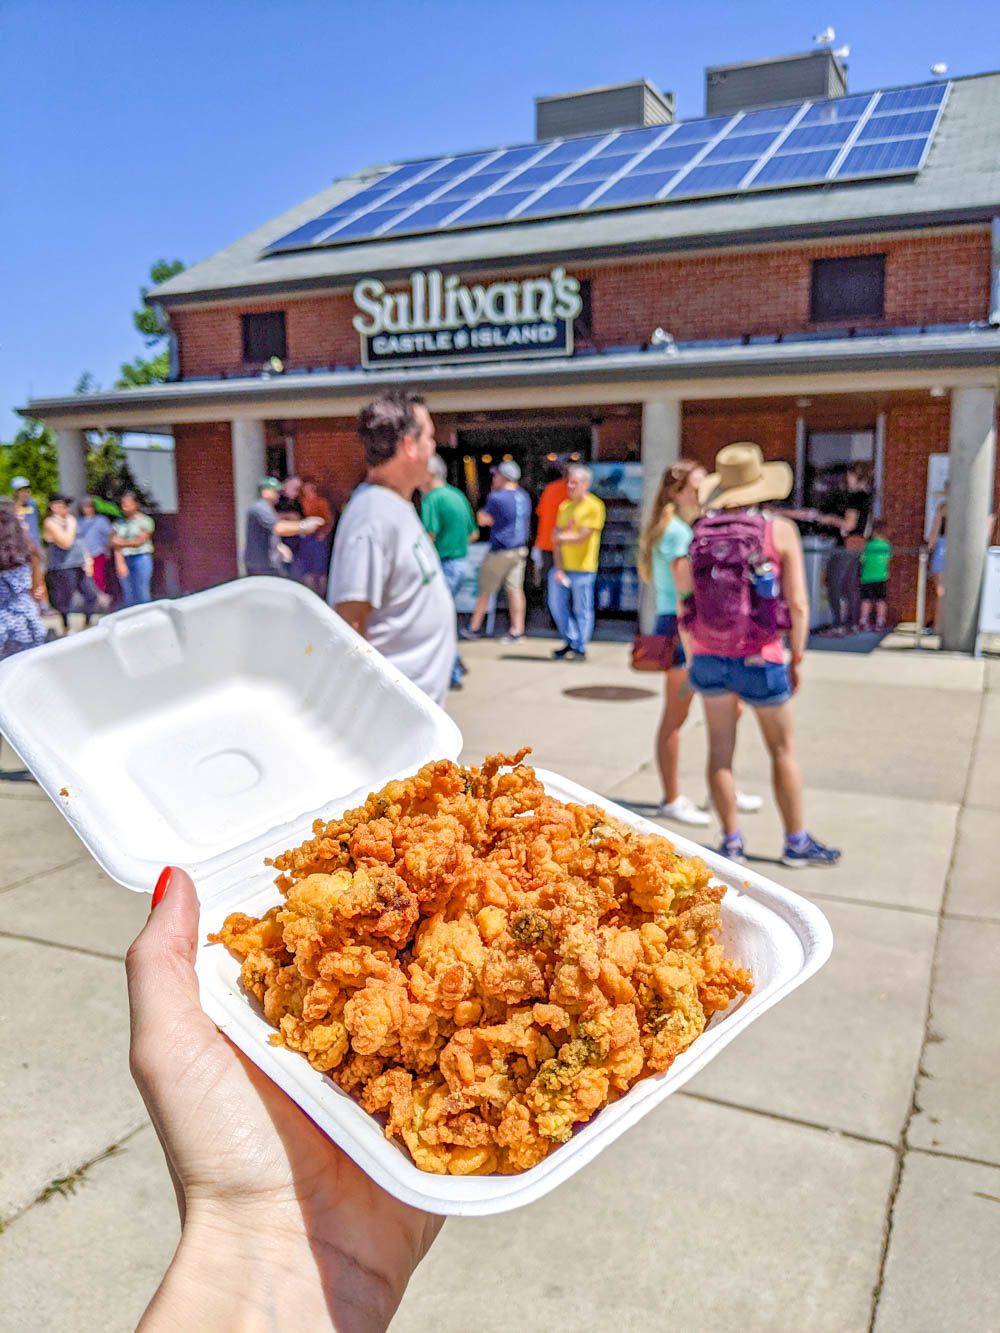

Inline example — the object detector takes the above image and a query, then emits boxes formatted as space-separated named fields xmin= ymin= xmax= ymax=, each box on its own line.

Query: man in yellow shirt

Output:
xmin=549 ymin=464 xmax=606 ymax=661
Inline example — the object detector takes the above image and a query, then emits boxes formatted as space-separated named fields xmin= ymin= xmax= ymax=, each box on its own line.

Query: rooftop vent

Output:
xmin=536 ymin=80 xmax=675 ymax=140
xmin=705 ymin=48 xmax=848 ymax=115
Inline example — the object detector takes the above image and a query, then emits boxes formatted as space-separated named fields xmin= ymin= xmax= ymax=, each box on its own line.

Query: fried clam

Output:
xmin=209 ymin=750 xmax=752 ymax=1174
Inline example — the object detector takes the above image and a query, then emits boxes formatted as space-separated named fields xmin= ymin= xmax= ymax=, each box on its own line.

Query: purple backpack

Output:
xmin=682 ymin=511 xmax=790 ymax=657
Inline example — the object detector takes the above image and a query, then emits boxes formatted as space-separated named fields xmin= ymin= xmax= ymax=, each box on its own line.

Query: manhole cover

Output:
xmin=562 ymin=685 xmax=656 ymax=702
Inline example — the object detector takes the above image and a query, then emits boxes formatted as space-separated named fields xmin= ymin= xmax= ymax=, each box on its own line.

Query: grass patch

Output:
xmin=36 ymin=1143 xmax=124 ymax=1204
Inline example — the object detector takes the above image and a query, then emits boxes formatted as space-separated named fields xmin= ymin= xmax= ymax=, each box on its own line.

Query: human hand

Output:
xmin=789 ymin=658 xmax=802 ymax=695
xmin=300 ymin=516 xmax=324 ymax=533
xmin=127 ymin=867 xmax=442 ymax=1332
xmin=555 ymin=569 xmax=570 ymax=587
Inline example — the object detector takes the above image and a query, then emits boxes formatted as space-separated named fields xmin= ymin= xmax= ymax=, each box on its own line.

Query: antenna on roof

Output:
xmin=930 ymin=62 xmax=948 ymax=77
xmin=812 ymin=26 xmax=835 ymax=45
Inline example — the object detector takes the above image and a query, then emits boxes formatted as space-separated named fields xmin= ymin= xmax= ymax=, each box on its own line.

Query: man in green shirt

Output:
xmin=419 ymin=455 xmax=478 ymax=689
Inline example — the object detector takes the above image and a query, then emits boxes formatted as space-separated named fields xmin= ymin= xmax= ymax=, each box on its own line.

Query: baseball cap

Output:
xmin=258 ymin=476 xmax=281 ymax=493
xmin=493 ymin=460 xmax=521 ymax=482
xmin=10 ymin=476 xmax=30 ymax=490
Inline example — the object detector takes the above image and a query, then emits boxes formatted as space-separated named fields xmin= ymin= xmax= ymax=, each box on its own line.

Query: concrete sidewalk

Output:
xmin=1 ymin=638 xmax=998 ymax=1331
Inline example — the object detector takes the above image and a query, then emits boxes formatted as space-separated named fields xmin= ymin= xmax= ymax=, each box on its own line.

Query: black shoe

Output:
xmin=449 ymin=678 xmax=463 ymax=691
xmin=459 ymin=626 xmax=482 ymax=641
xmin=552 ymin=644 xmax=573 ymax=659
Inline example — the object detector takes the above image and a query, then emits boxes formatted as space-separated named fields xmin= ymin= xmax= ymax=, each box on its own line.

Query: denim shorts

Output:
xmin=690 ymin=653 xmax=791 ymax=707
xmin=653 ymin=613 xmax=686 ymax=668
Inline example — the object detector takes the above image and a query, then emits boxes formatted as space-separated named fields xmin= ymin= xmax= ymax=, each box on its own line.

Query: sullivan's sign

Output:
xmin=352 ymin=267 xmax=583 ymax=369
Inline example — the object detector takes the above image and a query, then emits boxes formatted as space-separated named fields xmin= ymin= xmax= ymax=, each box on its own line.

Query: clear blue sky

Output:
xmin=2 ymin=0 xmax=997 ymax=438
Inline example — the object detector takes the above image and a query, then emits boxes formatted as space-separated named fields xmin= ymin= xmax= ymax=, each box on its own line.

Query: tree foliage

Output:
xmin=116 ymin=258 xmax=184 ymax=388
xmin=133 ymin=259 xmax=185 ymax=345
xmin=85 ymin=434 xmax=153 ymax=510
xmin=0 ymin=419 xmax=60 ymax=499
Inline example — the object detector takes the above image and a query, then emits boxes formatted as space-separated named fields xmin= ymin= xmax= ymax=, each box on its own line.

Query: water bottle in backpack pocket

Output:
xmin=682 ymin=511 xmax=790 ymax=655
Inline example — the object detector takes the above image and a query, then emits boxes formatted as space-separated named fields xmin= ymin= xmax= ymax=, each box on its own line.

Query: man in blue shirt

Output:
xmin=10 ymin=477 xmax=40 ymax=545
xmin=461 ymin=461 xmax=530 ymax=642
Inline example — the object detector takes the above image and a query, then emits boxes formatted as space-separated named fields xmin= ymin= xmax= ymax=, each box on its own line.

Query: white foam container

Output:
xmin=0 ymin=577 xmax=832 ymax=1216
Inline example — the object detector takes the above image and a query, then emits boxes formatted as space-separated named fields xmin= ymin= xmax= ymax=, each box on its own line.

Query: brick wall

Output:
xmin=290 ymin=417 xmax=366 ymax=513
xmin=173 ymin=229 xmax=991 ymax=377
xmin=173 ymin=422 xmax=237 ymax=589
xmin=588 ymin=231 xmax=991 ymax=345
xmin=682 ymin=404 xmax=799 ymax=471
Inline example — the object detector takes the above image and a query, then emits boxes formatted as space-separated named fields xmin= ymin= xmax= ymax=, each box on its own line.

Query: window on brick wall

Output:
xmin=241 ymin=311 xmax=287 ymax=362
xmin=573 ymin=279 xmax=594 ymax=347
xmin=810 ymin=255 xmax=886 ymax=322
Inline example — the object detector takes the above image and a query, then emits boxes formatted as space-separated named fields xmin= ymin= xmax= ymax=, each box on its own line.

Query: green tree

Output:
xmin=0 ymin=419 xmax=59 ymax=499
xmin=84 ymin=434 xmax=153 ymax=511
xmin=115 ymin=258 xmax=184 ymax=388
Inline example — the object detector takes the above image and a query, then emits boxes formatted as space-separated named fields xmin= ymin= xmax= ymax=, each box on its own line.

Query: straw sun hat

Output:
xmin=699 ymin=442 xmax=793 ymax=511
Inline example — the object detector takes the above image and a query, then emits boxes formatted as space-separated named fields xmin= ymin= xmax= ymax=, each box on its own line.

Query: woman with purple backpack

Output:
xmin=675 ymin=443 xmax=841 ymax=868
xmin=638 ymin=459 xmax=761 ymax=827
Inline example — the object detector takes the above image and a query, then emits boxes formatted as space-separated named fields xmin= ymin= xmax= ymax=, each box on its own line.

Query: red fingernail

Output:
xmin=151 ymin=866 xmax=172 ymax=910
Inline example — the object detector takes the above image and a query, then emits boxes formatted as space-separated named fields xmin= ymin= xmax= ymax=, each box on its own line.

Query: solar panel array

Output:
xmin=264 ymin=81 xmax=949 ymax=255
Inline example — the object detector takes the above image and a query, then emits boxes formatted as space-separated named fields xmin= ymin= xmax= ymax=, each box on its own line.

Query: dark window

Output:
xmin=573 ymin=279 xmax=594 ymax=347
xmin=241 ymin=311 xmax=287 ymax=362
xmin=810 ymin=255 xmax=885 ymax=322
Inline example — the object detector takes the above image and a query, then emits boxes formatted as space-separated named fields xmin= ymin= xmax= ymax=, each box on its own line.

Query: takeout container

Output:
xmin=0 ymin=577 xmax=832 ymax=1216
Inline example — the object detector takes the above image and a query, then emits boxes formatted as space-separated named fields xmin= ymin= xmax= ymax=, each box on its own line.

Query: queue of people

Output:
xmin=1 ymin=479 xmax=158 ymax=660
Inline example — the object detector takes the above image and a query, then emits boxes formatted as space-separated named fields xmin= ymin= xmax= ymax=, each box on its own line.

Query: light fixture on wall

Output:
xmin=650 ymin=328 xmax=678 ymax=354
xmin=930 ymin=386 xmax=947 ymax=397
xmin=796 ymin=398 xmax=812 ymax=408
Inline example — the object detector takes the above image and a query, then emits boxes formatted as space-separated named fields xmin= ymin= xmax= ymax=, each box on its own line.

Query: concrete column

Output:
xmin=231 ymin=419 xmax=267 ymax=574
xmin=55 ymin=428 xmax=88 ymax=499
xmin=638 ymin=397 xmax=682 ymax=631
xmin=941 ymin=387 xmax=997 ymax=653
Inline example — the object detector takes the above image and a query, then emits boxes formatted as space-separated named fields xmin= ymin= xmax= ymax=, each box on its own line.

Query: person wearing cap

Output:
xmin=43 ymin=493 xmax=100 ymax=630
xmin=460 ymin=460 xmax=531 ymax=643
xmin=418 ymin=454 xmax=478 ymax=689
xmin=674 ymin=442 xmax=841 ymax=868
xmin=9 ymin=476 xmax=40 ymax=546
xmin=243 ymin=477 xmax=323 ymax=579
xmin=328 ymin=389 xmax=455 ymax=707
xmin=548 ymin=464 xmax=606 ymax=661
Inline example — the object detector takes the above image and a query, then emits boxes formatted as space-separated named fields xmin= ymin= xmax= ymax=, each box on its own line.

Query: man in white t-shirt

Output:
xmin=327 ymin=390 xmax=456 ymax=706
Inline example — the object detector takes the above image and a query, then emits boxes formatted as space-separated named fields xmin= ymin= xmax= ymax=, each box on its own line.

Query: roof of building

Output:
xmin=150 ymin=71 xmax=1000 ymax=308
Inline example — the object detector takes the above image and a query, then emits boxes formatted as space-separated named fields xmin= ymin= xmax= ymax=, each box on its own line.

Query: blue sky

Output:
xmin=3 ymin=0 xmax=997 ymax=438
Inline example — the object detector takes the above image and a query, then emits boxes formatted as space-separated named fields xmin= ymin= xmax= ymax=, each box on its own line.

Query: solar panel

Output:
xmin=858 ymin=109 xmax=938 ymax=139
xmin=750 ymin=148 xmax=841 ymax=187
xmin=836 ymin=138 xmax=928 ymax=175
xmin=261 ymin=79 xmax=951 ymax=254
xmin=668 ymin=160 xmax=757 ymax=196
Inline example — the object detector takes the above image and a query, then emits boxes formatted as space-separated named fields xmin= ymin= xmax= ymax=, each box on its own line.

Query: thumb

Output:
xmin=126 ymin=866 xmax=204 ymax=1055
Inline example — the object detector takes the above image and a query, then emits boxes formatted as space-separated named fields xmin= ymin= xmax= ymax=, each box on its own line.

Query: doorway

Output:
xmin=804 ymin=429 xmax=876 ymax=509
xmin=449 ymin=425 xmax=591 ymax=510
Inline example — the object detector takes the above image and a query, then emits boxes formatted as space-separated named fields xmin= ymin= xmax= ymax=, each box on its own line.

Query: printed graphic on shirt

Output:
xmin=413 ymin=533 xmax=439 ymax=586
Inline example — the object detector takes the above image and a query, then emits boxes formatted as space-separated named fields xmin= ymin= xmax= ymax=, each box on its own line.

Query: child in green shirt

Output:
xmin=860 ymin=520 xmax=892 ymax=632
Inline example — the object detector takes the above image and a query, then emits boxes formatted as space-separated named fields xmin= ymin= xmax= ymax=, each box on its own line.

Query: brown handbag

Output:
xmin=630 ymin=632 xmax=676 ymax=671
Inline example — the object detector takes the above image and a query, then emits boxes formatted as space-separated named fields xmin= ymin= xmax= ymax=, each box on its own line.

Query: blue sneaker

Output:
xmin=718 ymin=832 xmax=746 ymax=863
xmin=781 ymin=833 xmax=841 ymax=868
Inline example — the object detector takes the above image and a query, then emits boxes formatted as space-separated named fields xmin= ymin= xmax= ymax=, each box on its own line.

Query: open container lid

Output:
xmin=0 ymin=578 xmax=463 ymax=891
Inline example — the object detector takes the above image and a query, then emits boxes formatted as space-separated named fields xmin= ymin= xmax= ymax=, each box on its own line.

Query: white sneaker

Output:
xmin=701 ymin=791 xmax=764 ymax=814
xmin=658 ymin=795 xmax=711 ymax=826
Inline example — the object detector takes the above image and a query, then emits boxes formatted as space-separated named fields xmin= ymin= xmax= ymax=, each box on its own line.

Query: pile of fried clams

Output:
xmin=210 ymin=750 xmax=752 ymax=1175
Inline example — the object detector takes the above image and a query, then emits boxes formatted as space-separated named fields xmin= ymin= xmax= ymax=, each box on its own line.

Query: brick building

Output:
xmin=22 ymin=50 xmax=1000 ymax=648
